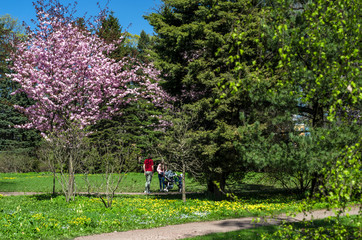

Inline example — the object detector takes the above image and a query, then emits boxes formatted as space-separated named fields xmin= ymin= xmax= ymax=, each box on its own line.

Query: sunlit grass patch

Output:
xmin=2 ymin=177 xmax=16 ymax=180
xmin=0 ymin=172 xmax=206 ymax=193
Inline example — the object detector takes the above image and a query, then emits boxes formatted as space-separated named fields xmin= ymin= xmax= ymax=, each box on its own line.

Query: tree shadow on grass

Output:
xmin=189 ymin=225 xmax=278 ymax=240
xmin=0 ymin=181 xmax=17 ymax=189
xmin=134 ymin=186 xmax=302 ymax=202
xmin=279 ymin=216 xmax=361 ymax=239
xmin=151 ymin=192 xmax=209 ymax=200
xmin=106 ymin=182 xmax=304 ymax=202
xmin=31 ymin=193 xmax=61 ymax=201
xmin=230 ymin=183 xmax=306 ymax=201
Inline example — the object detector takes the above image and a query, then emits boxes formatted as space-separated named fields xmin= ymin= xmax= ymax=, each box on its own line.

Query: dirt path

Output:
xmin=1 ymin=192 xmax=359 ymax=240
xmin=0 ymin=191 xmax=187 ymax=196
xmin=0 ymin=191 xmax=46 ymax=196
xmin=74 ymin=207 xmax=360 ymax=240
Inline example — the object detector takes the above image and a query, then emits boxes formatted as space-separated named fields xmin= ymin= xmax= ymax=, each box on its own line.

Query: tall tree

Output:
xmin=146 ymin=0 xmax=273 ymax=194
xmin=271 ymin=0 xmax=361 ymax=194
xmin=137 ymin=30 xmax=154 ymax=63
xmin=225 ymin=0 xmax=361 ymax=197
xmin=8 ymin=0 xmax=170 ymax=200
xmin=97 ymin=12 xmax=138 ymax=59
xmin=260 ymin=0 xmax=361 ymax=238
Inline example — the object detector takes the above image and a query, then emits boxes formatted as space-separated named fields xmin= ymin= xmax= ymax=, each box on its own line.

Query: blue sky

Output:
xmin=0 ymin=0 xmax=162 ymax=35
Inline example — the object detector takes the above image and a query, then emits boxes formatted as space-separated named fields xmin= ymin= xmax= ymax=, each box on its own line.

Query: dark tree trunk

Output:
xmin=182 ymin=159 xmax=186 ymax=203
xmin=207 ymin=172 xmax=227 ymax=200
xmin=310 ymin=173 xmax=322 ymax=198
xmin=53 ymin=171 xmax=56 ymax=195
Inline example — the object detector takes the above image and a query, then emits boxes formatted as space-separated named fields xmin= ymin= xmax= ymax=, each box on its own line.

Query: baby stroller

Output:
xmin=164 ymin=170 xmax=182 ymax=192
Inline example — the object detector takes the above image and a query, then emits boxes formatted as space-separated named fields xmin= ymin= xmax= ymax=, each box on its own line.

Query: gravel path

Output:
xmin=1 ymin=192 xmax=359 ymax=240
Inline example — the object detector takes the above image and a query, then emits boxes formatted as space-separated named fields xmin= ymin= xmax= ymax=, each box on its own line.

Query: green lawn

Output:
xmin=0 ymin=172 xmax=309 ymax=239
xmin=0 ymin=171 xmax=296 ymax=196
xmin=1 ymin=172 xmax=358 ymax=239
xmin=0 ymin=172 xmax=206 ymax=193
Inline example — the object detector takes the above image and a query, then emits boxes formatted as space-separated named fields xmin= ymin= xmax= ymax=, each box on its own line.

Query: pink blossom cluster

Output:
xmin=8 ymin=0 xmax=172 ymax=134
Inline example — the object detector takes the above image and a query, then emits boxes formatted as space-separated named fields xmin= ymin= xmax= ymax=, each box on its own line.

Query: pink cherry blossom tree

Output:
xmin=8 ymin=0 xmax=171 ymax=201
xmin=10 ymin=0 xmax=169 ymax=134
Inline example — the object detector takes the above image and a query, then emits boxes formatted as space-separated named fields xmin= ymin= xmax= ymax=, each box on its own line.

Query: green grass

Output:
xmin=0 ymin=172 xmax=206 ymax=193
xmin=0 ymin=171 xmax=298 ymax=196
xmin=0 ymin=193 xmax=303 ymax=240
xmin=1 ymin=172 xmax=358 ymax=239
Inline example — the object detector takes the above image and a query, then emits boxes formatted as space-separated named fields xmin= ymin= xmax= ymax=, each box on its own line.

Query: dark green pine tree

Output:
xmin=137 ymin=30 xmax=150 ymax=54
xmin=0 ymin=15 xmax=41 ymax=157
xmin=137 ymin=30 xmax=154 ymax=63
xmin=145 ymin=0 xmax=295 ymax=194
xmin=97 ymin=12 xmax=138 ymax=60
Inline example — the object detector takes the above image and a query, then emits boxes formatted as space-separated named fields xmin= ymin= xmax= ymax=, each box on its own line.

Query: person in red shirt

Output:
xmin=143 ymin=154 xmax=154 ymax=194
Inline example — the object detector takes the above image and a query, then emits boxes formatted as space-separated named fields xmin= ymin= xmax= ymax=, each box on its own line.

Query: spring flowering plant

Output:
xmin=7 ymin=0 xmax=172 ymax=135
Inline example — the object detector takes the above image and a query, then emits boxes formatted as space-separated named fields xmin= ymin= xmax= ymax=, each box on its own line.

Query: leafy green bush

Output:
xmin=0 ymin=152 xmax=39 ymax=173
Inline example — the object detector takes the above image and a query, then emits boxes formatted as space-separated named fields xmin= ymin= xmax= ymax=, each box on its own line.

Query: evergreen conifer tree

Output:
xmin=145 ymin=0 xmax=283 ymax=194
xmin=0 ymin=15 xmax=41 ymax=161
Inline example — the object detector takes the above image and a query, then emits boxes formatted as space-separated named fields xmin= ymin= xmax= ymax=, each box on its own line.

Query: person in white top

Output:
xmin=157 ymin=160 xmax=167 ymax=191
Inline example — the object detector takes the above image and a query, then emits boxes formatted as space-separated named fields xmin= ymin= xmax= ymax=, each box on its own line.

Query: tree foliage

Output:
xmin=146 ymin=0 xmax=275 ymax=194
xmin=0 ymin=14 xmax=41 ymax=161
xmin=272 ymin=0 xmax=361 ymax=124
xmin=7 ymin=0 xmax=171 ymax=200
xmin=8 ymin=0 xmax=170 ymax=135
xmin=255 ymin=0 xmax=362 ymax=238
xmin=97 ymin=12 xmax=139 ymax=60
xmin=226 ymin=0 xmax=361 ymax=198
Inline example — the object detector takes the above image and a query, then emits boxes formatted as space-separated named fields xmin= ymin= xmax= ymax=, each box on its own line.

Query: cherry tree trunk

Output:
xmin=66 ymin=155 xmax=75 ymax=202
